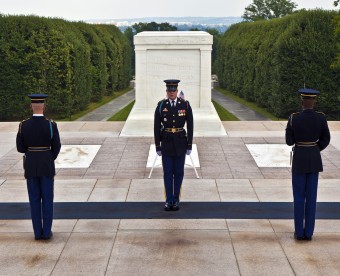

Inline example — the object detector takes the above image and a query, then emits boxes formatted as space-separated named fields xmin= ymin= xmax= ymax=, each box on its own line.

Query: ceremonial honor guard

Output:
xmin=286 ymin=88 xmax=330 ymax=241
xmin=154 ymin=79 xmax=194 ymax=211
xmin=16 ymin=94 xmax=61 ymax=240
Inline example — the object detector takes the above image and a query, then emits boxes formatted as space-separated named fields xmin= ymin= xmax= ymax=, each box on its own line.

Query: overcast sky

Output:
xmin=0 ymin=0 xmax=337 ymax=21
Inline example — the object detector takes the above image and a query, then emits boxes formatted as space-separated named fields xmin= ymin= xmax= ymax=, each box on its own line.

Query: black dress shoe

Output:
xmin=164 ymin=202 xmax=172 ymax=211
xmin=304 ymin=236 xmax=312 ymax=241
xmin=35 ymin=236 xmax=42 ymax=241
xmin=172 ymin=202 xmax=179 ymax=211
xmin=294 ymin=233 xmax=304 ymax=240
xmin=42 ymin=231 xmax=53 ymax=240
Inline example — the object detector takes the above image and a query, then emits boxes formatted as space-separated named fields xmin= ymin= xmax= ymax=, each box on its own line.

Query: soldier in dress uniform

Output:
xmin=154 ymin=79 xmax=194 ymax=211
xmin=286 ymin=88 xmax=330 ymax=241
xmin=16 ymin=94 xmax=61 ymax=240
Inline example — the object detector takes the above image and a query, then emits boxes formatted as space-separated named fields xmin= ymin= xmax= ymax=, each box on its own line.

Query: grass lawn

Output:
xmin=212 ymin=100 xmax=239 ymax=121
xmin=61 ymin=86 xmax=281 ymax=122
xmin=107 ymin=100 xmax=135 ymax=121
xmin=107 ymin=99 xmax=239 ymax=121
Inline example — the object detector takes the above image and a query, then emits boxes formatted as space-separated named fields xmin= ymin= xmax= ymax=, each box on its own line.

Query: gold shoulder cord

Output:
xmin=19 ymin=122 xmax=22 ymax=135
xmin=290 ymin=112 xmax=299 ymax=127
xmin=316 ymin=111 xmax=325 ymax=116
xmin=19 ymin=119 xmax=27 ymax=135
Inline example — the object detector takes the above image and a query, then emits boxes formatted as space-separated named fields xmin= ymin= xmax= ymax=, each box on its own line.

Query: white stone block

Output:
xmin=121 ymin=31 xmax=226 ymax=137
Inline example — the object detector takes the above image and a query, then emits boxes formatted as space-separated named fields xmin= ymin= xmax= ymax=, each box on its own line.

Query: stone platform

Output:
xmin=1 ymin=121 xmax=340 ymax=275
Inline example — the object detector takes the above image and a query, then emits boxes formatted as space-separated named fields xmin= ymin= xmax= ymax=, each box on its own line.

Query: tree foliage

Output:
xmin=123 ymin=22 xmax=177 ymax=75
xmin=132 ymin=22 xmax=177 ymax=32
xmin=217 ymin=10 xmax=340 ymax=119
xmin=335 ymin=0 xmax=339 ymax=7
xmin=243 ymin=0 xmax=297 ymax=21
xmin=332 ymin=15 xmax=340 ymax=71
xmin=0 ymin=15 xmax=131 ymax=120
xmin=205 ymin=28 xmax=222 ymax=74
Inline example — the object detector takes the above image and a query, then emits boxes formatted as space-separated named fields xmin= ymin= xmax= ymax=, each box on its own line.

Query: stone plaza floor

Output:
xmin=0 ymin=121 xmax=340 ymax=275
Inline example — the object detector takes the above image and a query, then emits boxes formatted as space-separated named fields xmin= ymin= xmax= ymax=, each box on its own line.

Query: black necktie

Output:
xmin=172 ymin=100 xmax=175 ymax=108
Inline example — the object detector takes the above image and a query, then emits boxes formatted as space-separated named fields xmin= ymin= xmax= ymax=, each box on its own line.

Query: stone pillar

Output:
xmin=120 ymin=31 xmax=226 ymax=137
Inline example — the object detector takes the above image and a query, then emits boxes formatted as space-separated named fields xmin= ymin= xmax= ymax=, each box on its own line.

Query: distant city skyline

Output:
xmin=0 ymin=0 xmax=337 ymax=21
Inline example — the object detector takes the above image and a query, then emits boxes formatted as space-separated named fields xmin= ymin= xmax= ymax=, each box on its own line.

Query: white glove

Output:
xmin=186 ymin=149 xmax=192 ymax=155
xmin=157 ymin=151 xmax=162 ymax=156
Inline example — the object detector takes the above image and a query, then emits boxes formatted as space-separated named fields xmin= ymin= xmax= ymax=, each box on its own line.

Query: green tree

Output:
xmin=205 ymin=28 xmax=222 ymax=74
xmin=124 ymin=27 xmax=135 ymax=75
xmin=132 ymin=22 xmax=177 ymax=32
xmin=243 ymin=0 xmax=297 ymax=21
xmin=335 ymin=0 xmax=339 ymax=6
xmin=124 ymin=22 xmax=177 ymax=76
xmin=218 ymin=10 xmax=340 ymax=119
xmin=332 ymin=15 xmax=340 ymax=72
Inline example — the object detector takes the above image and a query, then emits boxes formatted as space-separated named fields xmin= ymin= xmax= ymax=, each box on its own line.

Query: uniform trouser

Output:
xmin=292 ymin=172 xmax=319 ymax=238
xmin=26 ymin=176 xmax=54 ymax=239
xmin=162 ymin=152 xmax=186 ymax=203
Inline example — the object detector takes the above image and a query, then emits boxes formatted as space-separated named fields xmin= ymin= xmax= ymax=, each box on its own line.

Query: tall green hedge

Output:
xmin=332 ymin=14 xmax=340 ymax=91
xmin=0 ymin=15 xmax=131 ymax=120
xmin=217 ymin=10 xmax=340 ymax=119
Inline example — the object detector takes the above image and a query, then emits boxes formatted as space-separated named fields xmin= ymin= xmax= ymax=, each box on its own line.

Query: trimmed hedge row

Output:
xmin=333 ymin=14 xmax=340 ymax=78
xmin=216 ymin=10 xmax=340 ymax=119
xmin=0 ymin=15 xmax=131 ymax=120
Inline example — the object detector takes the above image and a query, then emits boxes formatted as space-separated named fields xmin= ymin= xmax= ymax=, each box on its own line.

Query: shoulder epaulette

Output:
xmin=45 ymin=117 xmax=56 ymax=124
xmin=158 ymin=98 xmax=167 ymax=105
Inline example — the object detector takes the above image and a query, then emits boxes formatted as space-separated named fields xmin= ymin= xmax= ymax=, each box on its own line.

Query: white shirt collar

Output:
xmin=33 ymin=114 xmax=44 ymax=117
xmin=169 ymin=98 xmax=177 ymax=104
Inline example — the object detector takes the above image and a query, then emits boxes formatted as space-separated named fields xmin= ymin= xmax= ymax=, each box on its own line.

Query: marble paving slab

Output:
xmin=246 ymin=144 xmax=292 ymax=167
xmin=55 ymin=145 xmax=101 ymax=168
xmin=106 ymin=230 xmax=239 ymax=275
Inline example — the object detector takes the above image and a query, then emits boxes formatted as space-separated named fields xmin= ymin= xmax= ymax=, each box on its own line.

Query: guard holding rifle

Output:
xmin=154 ymin=79 xmax=194 ymax=211
xmin=286 ymin=88 xmax=330 ymax=241
xmin=16 ymin=94 xmax=61 ymax=240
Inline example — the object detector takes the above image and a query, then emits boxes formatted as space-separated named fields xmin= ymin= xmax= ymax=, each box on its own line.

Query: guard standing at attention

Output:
xmin=154 ymin=79 xmax=194 ymax=211
xmin=286 ymin=88 xmax=330 ymax=241
xmin=16 ymin=94 xmax=61 ymax=240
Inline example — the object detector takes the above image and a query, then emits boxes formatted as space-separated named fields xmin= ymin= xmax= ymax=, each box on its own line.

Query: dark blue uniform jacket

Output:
xmin=16 ymin=116 xmax=61 ymax=178
xmin=285 ymin=109 xmax=330 ymax=173
xmin=154 ymin=97 xmax=193 ymax=157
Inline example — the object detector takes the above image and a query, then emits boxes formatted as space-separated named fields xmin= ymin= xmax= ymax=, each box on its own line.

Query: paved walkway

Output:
xmin=76 ymin=88 xmax=270 ymax=122
xmin=212 ymin=89 xmax=270 ymax=121
xmin=76 ymin=89 xmax=135 ymax=121
xmin=0 ymin=121 xmax=340 ymax=275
